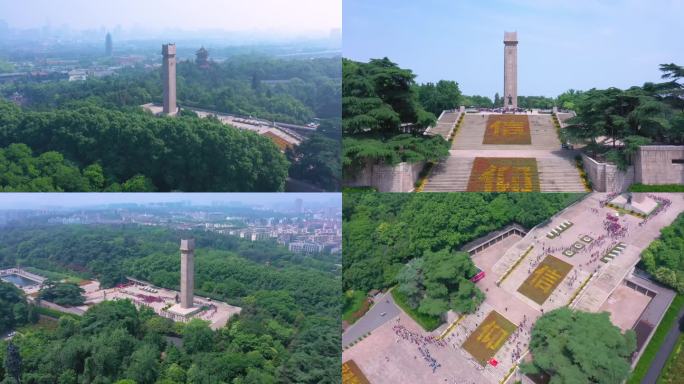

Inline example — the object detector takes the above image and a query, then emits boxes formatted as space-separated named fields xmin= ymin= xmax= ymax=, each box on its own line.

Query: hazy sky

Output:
xmin=0 ymin=193 xmax=340 ymax=209
xmin=0 ymin=0 xmax=341 ymax=36
xmin=344 ymin=0 xmax=684 ymax=97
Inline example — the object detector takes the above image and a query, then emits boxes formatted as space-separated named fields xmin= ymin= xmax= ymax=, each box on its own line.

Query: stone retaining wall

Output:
xmin=345 ymin=161 xmax=425 ymax=192
xmin=581 ymin=154 xmax=634 ymax=192
xmin=634 ymin=145 xmax=684 ymax=185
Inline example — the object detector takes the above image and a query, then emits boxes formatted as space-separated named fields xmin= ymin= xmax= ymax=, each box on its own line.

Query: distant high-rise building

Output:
xmin=162 ymin=43 xmax=177 ymax=115
xmin=294 ymin=198 xmax=303 ymax=214
xmin=105 ymin=33 xmax=113 ymax=56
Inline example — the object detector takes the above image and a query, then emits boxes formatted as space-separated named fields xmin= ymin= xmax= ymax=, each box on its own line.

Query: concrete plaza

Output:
xmin=84 ymin=279 xmax=241 ymax=329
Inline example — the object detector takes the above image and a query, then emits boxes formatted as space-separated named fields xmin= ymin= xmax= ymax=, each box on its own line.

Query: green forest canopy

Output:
xmin=0 ymin=281 xmax=36 ymax=334
xmin=521 ymin=308 xmax=636 ymax=384
xmin=0 ymin=224 xmax=340 ymax=383
xmin=342 ymin=192 xmax=584 ymax=293
xmin=1 ymin=56 xmax=341 ymax=125
xmin=0 ymin=101 xmax=289 ymax=192
xmin=640 ymin=212 xmax=684 ymax=293
xmin=342 ymin=58 xmax=451 ymax=172
xmin=562 ymin=63 xmax=684 ymax=168
xmin=0 ymin=55 xmax=342 ymax=192
xmin=396 ymin=249 xmax=484 ymax=317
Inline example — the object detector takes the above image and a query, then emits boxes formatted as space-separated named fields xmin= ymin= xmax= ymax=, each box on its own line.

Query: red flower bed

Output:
xmin=483 ymin=115 xmax=531 ymax=145
xmin=466 ymin=157 xmax=540 ymax=192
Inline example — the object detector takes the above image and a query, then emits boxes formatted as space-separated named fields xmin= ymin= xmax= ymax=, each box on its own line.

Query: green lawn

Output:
xmin=343 ymin=290 xmax=370 ymax=324
xmin=628 ymin=295 xmax=684 ymax=384
xmin=391 ymin=288 xmax=442 ymax=332
xmin=629 ymin=184 xmax=684 ymax=192
xmin=658 ymin=333 xmax=684 ymax=383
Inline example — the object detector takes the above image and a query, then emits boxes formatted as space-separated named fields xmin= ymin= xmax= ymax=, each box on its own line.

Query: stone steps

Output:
xmin=423 ymin=156 xmax=585 ymax=192
xmin=421 ymin=112 xmax=587 ymax=192
xmin=423 ymin=157 xmax=473 ymax=192
xmin=538 ymin=157 xmax=586 ymax=192
xmin=452 ymin=114 xmax=560 ymax=150
xmin=428 ymin=111 xmax=460 ymax=139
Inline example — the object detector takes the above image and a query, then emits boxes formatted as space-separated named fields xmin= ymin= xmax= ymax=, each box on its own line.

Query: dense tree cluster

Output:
xmin=0 ymin=225 xmax=340 ymax=383
xmin=0 ymin=101 xmax=289 ymax=191
xmin=342 ymin=192 xmax=583 ymax=293
xmin=343 ymin=58 xmax=436 ymax=136
xmin=0 ymin=281 xmax=36 ymax=334
xmin=462 ymin=95 xmax=494 ymax=108
xmin=563 ymin=63 xmax=684 ymax=168
xmin=38 ymin=281 xmax=86 ymax=307
xmin=342 ymin=57 xmax=450 ymax=177
xmin=396 ymin=250 xmax=484 ymax=316
xmin=0 ymin=143 xmax=103 ymax=192
xmin=517 ymin=95 xmax=555 ymax=109
xmin=286 ymin=133 xmax=341 ymax=191
xmin=640 ymin=212 xmax=684 ymax=292
xmin=521 ymin=308 xmax=636 ymax=384
xmin=343 ymin=134 xmax=450 ymax=171
xmin=416 ymin=80 xmax=463 ymax=116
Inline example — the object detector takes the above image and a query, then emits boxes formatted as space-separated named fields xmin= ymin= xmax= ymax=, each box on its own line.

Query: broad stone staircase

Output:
xmin=422 ymin=157 xmax=474 ymax=192
xmin=537 ymin=156 xmax=586 ymax=192
xmin=423 ymin=113 xmax=587 ymax=192
xmin=452 ymin=114 xmax=560 ymax=150
xmin=427 ymin=110 xmax=460 ymax=139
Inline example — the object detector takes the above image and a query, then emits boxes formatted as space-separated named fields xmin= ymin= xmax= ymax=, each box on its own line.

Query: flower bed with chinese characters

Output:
xmin=342 ymin=360 xmax=371 ymax=384
xmin=483 ymin=115 xmax=531 ymax=145
xmin=462 ymin=310 xmax=517 ymax=366
xmin=466 ymin=157 xmax=540 ymax=192
xmin=517 ymin=255 xmax=573 ymax=305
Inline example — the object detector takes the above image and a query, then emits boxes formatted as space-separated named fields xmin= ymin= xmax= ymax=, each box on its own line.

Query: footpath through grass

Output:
xmin=628 ymin=294 xmax=684 ymax=384
xmin=391 ymin=289 xmax=442 ymax=332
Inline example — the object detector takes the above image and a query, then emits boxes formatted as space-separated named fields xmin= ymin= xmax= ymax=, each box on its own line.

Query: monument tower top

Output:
xmin=503 ymin=31 xmax=518 ymax=109
xmin=504 ymin=31 xmax=518 ymax=44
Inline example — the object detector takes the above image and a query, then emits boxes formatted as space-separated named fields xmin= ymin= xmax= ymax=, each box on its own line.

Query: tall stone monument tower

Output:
xmin=162 ymin=43 xmax=177 ymax=115
xmin=503 ymin=31 xmax=518 ymax=109
xmin=179 ymin=238 xmax=194 ymax=309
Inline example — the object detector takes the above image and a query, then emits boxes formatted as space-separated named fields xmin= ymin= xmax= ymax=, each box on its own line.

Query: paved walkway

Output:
xmin=642 ymin=305 xmax=684 ymax=384
xmin=342 ymin=291 xmax=401 ymax=347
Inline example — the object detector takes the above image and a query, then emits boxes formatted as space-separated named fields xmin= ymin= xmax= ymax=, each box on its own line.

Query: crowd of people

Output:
xmin=392 ymin=323 xmax=447 ymax=373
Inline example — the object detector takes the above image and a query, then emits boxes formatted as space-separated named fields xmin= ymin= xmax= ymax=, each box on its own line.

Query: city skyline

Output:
xmin=0 ymin=0 xmax=341 ymax=38
xmin=0 ymin=193 xmax=341 ymax=210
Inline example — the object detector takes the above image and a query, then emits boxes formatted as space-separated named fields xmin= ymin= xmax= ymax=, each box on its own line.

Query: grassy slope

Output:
xmin=343 ymin=290 xmax=369 ymax=324
xmin=658 ymin=333 xmax=684 ymax=383
xmin=391 ymin=288 xmax=442 ymax=332
xmin=628 ymin=295 xmax=684 ymax=383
